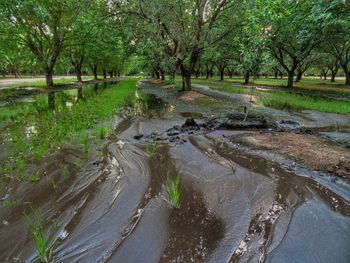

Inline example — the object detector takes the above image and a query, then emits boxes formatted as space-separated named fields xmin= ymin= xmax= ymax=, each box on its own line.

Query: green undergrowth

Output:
xmin=192 ymin=79 xmax=350 ymax=115
xmin=258 ymin=91 xmax=350 ymax=114
xmin=1 ymin=78 xmax=139 ymax=180
xmin=5 ymin=76 xmax=94 ymax=89
xmin=164 ymin=175 xmax=182 ymax=209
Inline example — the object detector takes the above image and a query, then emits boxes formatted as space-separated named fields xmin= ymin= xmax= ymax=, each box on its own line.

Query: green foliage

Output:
xmin=1 ymin=78 xmax=138 ymax=181
xmin=164 ymin=176 xmax=182 ymax=209
xmin=24 ymin=210 xmax=55 ymax=263
xmin=28 ymin=172 xmax=40 ymax=183
xmin=97 ymin=127 xmax=108 ymax=139
xmin=146 ymin=142 xmax=161 ymax=159
xmin=3 ymin=198 xmax=17 ymax=208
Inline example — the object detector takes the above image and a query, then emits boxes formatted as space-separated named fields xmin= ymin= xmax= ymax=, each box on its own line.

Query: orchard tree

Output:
xmin=257 ymin=0 xmax=339 ymax=88
xmin=0 ymin=0 xmax=83 ymax=86
xmin=113 ymin=0 xmax=243 ymax=91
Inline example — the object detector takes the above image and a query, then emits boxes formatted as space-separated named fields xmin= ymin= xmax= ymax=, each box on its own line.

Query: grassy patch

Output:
xmin=164 ymin=175 xmax=182 ymax=209
xmin=1 ymin=78 xmax=139 ymax=180
xmin=258 ymin=91 xmax=350 ymax=114
xmin=24 ymin=210 xmax=56 ymax=262
xmin=192 ymin=78 xmax=350 ymax=115
xmin=4 ymin=76 xmax=94 ymax=89
xmin=146 ymin=142 xmax=161 ymax=159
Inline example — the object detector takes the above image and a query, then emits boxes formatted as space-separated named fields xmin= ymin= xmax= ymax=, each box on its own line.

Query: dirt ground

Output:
xmin=236 ymin=132 xmax=350 ymax=177
xmin=177 ymin=91 xmax=208 ymax=102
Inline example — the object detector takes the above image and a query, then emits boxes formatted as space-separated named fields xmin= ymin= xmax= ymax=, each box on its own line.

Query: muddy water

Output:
xmin=1 ymin=80 xmax=350 ymax=262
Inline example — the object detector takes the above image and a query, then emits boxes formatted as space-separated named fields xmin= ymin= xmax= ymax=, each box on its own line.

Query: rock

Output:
xmin=134 ymin=134 xmax=144 ymax=140
xmin=277 ymin=120 xmax=301 ymax=130
xmin=181 ymin=118 xmax=200 ymax=131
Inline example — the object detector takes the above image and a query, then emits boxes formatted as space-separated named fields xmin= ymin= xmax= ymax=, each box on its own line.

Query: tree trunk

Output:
xmin=274 ymin=70 xmax=278 ymax=79
xmin=345 ymin=70 xmax=350 ymax=86
xmin=244 ymin=71 xmax=250 ymax=84
xmin=182 ymin=73 xmax=191 ymax=91
xmin=155 ymin=70 xmax=160 ymax=79
xmin=323 ymin=73 xmax=327 ymax=80
xmin=92 ymin=64 xmax=98 ymax=80
xmin=341 ymin=64 xmax=350 ymax=85
xmin=287 ymin=71 xmax=294 ymax=88
xmin=331 ymin=71 xmax=337 ymax=82
xmin=160 ymin=69 xmax=165 ymax=80
xmin=295 ymin=71 xmax=303 ymax=82
xmin=76 ymin=68 xmax=82 ymax=82
xmin=1 ymin=70 xmax=5 ymax=78
xmin=206 ymin=70 xmax=210 ymax=79
xmin=220 ymin=69 xmax=224 ymax=81
xmin=109 ymin=71 xmax=113 ymax=78
xmin=45 ymin=71 xmax=54 ymax=86
xmin=103 ymin=69 xmax=107 ymax=79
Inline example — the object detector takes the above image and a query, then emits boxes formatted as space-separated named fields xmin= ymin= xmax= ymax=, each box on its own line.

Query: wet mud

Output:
xmin=0 ymin=79 xmax=350 ymax=263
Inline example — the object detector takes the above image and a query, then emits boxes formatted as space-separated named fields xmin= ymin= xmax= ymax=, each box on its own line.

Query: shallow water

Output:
xmin=0 ymin=80 xmax=350 ymax=262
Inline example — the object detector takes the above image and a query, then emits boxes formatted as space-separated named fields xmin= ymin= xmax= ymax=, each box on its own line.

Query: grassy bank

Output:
xmin=194 ymin=77 xmax=350 ymax=96
xmin=1 ymin=76 xmax=95 ymax=89
xmin=191 ymin=79 xmax=350 ymax=115
xmin=1 ymin=78 xmax=139 ymax=180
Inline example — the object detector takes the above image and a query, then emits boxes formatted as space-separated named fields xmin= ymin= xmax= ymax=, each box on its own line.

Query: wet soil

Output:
xmin=0 ymin=79 xmax=350 ymax=263
xmin=232 ymin=132 xmax=350 ymax=177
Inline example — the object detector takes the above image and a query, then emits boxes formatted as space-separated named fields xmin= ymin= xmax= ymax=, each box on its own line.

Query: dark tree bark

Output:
xmin=160 ymin=68 xmax=165 ymax=80
xmin=274 ymin=70 xmax=278 ymax=79
xmin=295 ymin=70 xmax=303 ymax=82
xmin=345 ymin=70 xmax=350 ymax=85
xmin=287 ymin=71 xmax=294 ymax=88
xmin=103 ymin=69 xmax=107 ymax=79
xmin=244 ymin=71 xmax=250 ymax=84
xmin=91 ymin=64 xmax=98 ymax=80
xmin=181 ymin=71 xmax=191 ymax=91
xmin=109 ymin=71 xmax=113 ymax=78
xmin=45 ymin=69 xmax=54 ymax=86
xmin=155 ymin=70 xmax=160 ymax=79
xmin=220 ymin=69 xmax=224 ymax=81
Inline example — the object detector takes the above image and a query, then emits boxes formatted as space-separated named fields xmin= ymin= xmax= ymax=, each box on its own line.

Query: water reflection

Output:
xmin=0 ymin=82 xmax=115 ymax=115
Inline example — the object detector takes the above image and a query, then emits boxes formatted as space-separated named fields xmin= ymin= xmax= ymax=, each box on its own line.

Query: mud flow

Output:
xmin=1 ymin=80 xmax=350 ymax=263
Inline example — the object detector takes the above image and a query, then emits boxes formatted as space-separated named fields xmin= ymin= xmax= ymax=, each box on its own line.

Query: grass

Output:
xmin=258 ymin=91 xmax=350 ymax=114
xmin=164 ymin=175 xmax=182 ymax=209
xmin=3 ymin=198 xmax=17 ymax=208
xmin=1 ymin=78 xmax=139 ymax=181
xmin=190 ymin=78 xmax=350 ymax=115
xmin=3 ymin=76 xmax=94 ymax=89
xmin=146 ymin=142 xmax=161 ymax=159
xmin=97 ymin=126 xmax=108 ymax=139
xmin=24 ymin=210 xmax=55 ymax=263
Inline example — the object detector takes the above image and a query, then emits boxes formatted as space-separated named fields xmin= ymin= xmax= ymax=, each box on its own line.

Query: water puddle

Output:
xmin=1 ymin=80 xmax=350 ymax=262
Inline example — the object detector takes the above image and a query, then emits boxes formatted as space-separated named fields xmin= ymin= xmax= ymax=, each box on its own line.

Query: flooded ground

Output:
xmin=0 ymin=79 xmax=350 ymax=262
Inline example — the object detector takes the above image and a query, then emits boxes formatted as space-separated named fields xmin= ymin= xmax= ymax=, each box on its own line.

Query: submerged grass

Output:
xmin=24 ymin=210 xmax=55 ymax=262
xmin=192 ymin=79 xmax=350 ymax=115
xmin=258 ymin=91 xmax=350 ymax=114
xmin=1 ymin=78 xmax=139 ymax=180
xmin=164 ymin=175 xmax=182 ymax=209
xmin=146 ymin=142 xmax=161 ymax=159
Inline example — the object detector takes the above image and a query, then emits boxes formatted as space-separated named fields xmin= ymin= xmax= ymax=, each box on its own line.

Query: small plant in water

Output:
xmin=3 ymin=198 xmax=17 ymax=208
xmin=24 ymin=210 xmax=55 ymax=262
xmin=80 ymin=133 xmax=89 ymax=154
xmin=28 ymin=172 xmax=40 ymax=183
xmin=98 ymin=127 xmax=108 ymax=139
xmin=164 ymin=176 xmax=182 ymax=209
xmin=146 ymin=142 xmax=161 ymax=159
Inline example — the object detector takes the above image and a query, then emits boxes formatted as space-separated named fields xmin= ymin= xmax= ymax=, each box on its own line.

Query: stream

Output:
xmin=0 ymin=80 xmax=350 ymax=263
